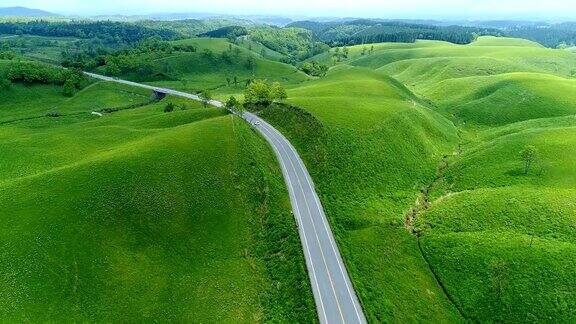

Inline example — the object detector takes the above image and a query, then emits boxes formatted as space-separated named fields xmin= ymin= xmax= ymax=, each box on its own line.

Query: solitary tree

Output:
xmin=244 ymin=79 xmax=273 ymax=106
xmin=0 ymin=75 xmax=11 ymax=91
xmin=62 ymin=79 xmax=76 ymax=97
xmin=271 ymin=82 xmax=287 ymax=101
xmin=245 ymin=57 xmax=256 ymax=71
xmin=225 ymin=96 xmax=240 ymax=111
xmin=520 ymin=145 xmax=539 ymax=174
xmin=200 ymin=90 xmax=212 ymax=108
xmin=342 ymin=46 xmax=349 ymax=58
xmin=164 ymin=102 xmax=175 ymax=113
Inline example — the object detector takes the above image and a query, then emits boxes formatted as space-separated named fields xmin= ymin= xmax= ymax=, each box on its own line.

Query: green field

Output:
xmin=251 ymin=36 xmax=576 ymax=321
xmin=0 ymin=77 xmax=315 ymax=321
xmin=0 ymin=34 xmax=79 ymax=62
xmin=96 ymin=37 xmax=311 ymax=99
xmin=3 ymin=31 xmax=576 ymax=322
xmin=252 ymin=65 xmax=462 ymax=322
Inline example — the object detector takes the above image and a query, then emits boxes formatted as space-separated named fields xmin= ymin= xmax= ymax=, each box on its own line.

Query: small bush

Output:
xmin=164 ymin=102 xmax=175 ymax=113
xmin=300 ymin=61 xmax=328 ymax=77
xmin=46 ymin=111 xmax=61 ymax=118
xmin=0 ymin=77 xmax=11 ymax=91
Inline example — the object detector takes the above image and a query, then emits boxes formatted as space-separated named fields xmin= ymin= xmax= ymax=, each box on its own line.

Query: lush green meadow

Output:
xmin=96 ymin=37 xmax=310 ymax=99
xmin=0 ymin=79 xmax=315 ymax=321
xmin=345 ymin=36 xmax=576 ymax=321
xmin=3 ymin=30 xmax=576 ymax=322
xmin=253 ymin=36 xmax=576 ymax=322
xmin=253 ymin=66 xmax=463 ymax=322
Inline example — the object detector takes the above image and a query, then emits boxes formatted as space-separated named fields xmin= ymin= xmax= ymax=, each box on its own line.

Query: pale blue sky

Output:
xmin=2 ymin=0 xmax=574 ymax=19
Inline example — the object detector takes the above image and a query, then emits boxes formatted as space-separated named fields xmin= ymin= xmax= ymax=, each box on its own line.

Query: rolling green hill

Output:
xmin=251 ymin=65 xmax=463 ymax=322
xmin=4 ymin=29 xmax=576 ymax=322
xmin=337 ymin=36 xmax=576 ymax=321
xmin=0 ymin=80 xmax=315 ymax=322
xmin=249 ymin=36 xmax=576 ymax=322
xmin=415 ymin=116 xmax=576 ymax=322
xmin=425 ymin=72 xmax=576 ymax=126
xmin=96 ymin=37 xmax=310 ymax=99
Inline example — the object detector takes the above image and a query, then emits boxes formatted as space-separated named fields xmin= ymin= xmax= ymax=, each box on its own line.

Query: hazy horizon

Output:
xmin=1 ymin=0 xmax=575 ymax=21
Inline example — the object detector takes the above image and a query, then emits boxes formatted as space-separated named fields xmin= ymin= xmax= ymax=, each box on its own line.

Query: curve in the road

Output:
xmin=86 ymin=72 xmax=367 ymax=324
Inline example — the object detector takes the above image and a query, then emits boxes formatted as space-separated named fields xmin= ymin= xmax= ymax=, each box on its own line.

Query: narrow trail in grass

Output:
xmin=403 ymin=131 xmax=467 ymax=319
xmin=416 ymin=238 xmax=467 ymax=320
xmin=0 ymin=94 xmax=159 ymax=126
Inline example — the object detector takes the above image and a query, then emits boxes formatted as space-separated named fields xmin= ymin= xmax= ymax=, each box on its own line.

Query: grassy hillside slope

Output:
xmin=99 ymin=37 xmax=310 ymax=99
xmin=425 ymin=72 xmax=576 ymax=126
xmin=352 ymin=37 xmax=576 ymax=81
xmin=352 ymin=36 xmax=576 ymax=322
xmin=251 ymin=66 xmax=463 ymax=322
xmin=416 ymin=117 xmax=576 ymax=322
xmin=253 ymin=35 xmax=576 ymax=322
xmin=0 ymin=81 xmax=316 ymax=322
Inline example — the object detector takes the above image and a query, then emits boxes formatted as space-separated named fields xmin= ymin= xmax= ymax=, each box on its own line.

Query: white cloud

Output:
xmin=1 ymin=0 xmax=575 ymax=19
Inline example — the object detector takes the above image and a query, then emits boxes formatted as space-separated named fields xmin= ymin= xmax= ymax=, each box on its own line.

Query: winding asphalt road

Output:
xmin=85 ymin=72 xmax=367 ymax=324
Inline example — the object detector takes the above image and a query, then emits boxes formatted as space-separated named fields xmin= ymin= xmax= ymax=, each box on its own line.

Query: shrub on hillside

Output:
xmin=225 ymin=96 xmax=240 ymax=111
xmin=244 ymin=80 xmax=287 ymax=107
xmin=200 ymin=90 xmax=213 ymax=108
xmin=520 ymin=145 xmax=540 ymax=174
xmin=8 ymin=62 xmax=67 ymax=84
xmin=300 ymin=61 xmax=328 ymax=77
xmin=164 ymin=102 xmax=175 ymax=113
xmin=0 ymin=76 xmax=11 ymax=90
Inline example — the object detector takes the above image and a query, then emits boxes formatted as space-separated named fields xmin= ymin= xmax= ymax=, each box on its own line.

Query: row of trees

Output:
xmin=288 ymin=20 xmax=502 ymax=46
xmin=221 ymin=80 xmax=287 ymax=112
xmin=0 ymin=21 xmax=180 ymax=46
xmin=508 ymin=27 xmax=576 ymax=48
xmin=1 ymin=62 xmax=86 ymax=96
xmin=249 ymin=26 xmax=329 ymax=63
xmin=299 ymin=61 xmax=328 ymax=77
xmin=162 ymin=80 xmax=287 ymax=114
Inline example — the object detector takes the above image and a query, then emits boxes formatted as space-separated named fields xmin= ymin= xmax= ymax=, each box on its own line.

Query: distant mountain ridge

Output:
xmin=0 ymin=6 xmax=59 ymax=17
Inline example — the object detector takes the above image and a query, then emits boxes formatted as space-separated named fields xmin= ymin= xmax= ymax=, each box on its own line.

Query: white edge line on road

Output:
xmin=259 ymin=122 xmax=347 ymax=323
xmin=85 ymin=74 xmax=366 ymax=323
xmin=264 ymin=121 xmax=366 ymax=323
xmin=253 ymin=119 xmax=329 ymax=324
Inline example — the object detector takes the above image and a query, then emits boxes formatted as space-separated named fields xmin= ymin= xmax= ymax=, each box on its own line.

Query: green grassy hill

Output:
xmin=99 ymin=37 xmax=310 ymax=99
xmin=0 ymin=80 xmax=315 ymax=321
xmin=4 ymin=32 xmax=575 ymax=322
xmin=425 ymin=72 xmax=576 ymax=126
xmin=351 ymin=37 xmax=576 ymax=80
xmin=338 ymin=36 xmax=576 ymax=321
xmin=249 ymin=35 xmax=576 ymax=322
xmin=469 ymin=36 xmax=544 ymax=47
xmin=251 ymin=66 xmax=463 ymax=322
xmin=415 ymin=116 xmax=576 ymax=322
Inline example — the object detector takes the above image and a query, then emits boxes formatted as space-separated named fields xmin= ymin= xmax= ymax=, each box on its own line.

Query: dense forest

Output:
xmin=138 ymin=18 xmax=254 ymax=38
xmin=199 ymin=26 xmax=248 ymax=39
xmin=288 ymin=20 xmax=503 ymax=45
xmin=0 ymin=21 xmax=180 ymax=46
xmin=507 ymin=23 xmax=576 ymax=47
xmin=249 ymin=26 xmax=329 ymax=63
